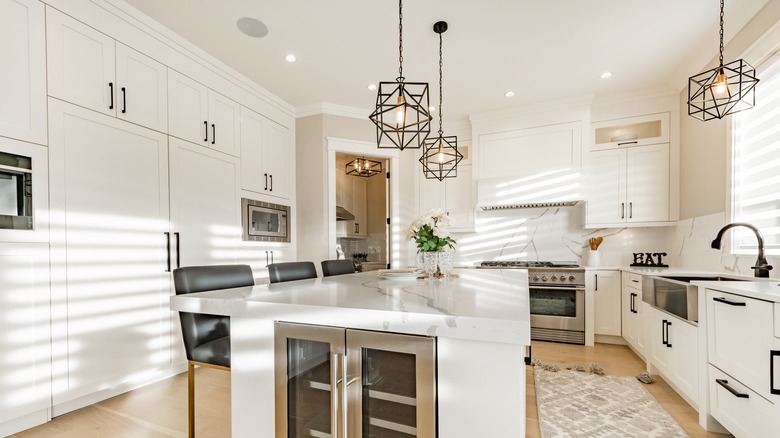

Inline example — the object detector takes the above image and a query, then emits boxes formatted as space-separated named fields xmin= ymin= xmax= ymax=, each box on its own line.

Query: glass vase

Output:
xmin=422 ymin=252 xmax=440 ymax=277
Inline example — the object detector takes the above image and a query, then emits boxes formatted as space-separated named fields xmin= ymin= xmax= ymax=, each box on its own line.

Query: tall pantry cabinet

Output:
xmin=1 ymin=0 xmax=297 ymax=434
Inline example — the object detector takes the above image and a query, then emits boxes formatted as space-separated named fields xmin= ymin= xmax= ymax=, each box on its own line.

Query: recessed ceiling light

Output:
xmin=505 ymin=91 xmax=515 ymax=97
xmin=285 ymin=54 xmax=297 ymax=63
xmin=236 ymin=17 xmax=269 ymax=38
xmin=367 ymin=84 xmax=377 ymax=91
xmin=600 ymin=71 xmax=613 ymax=79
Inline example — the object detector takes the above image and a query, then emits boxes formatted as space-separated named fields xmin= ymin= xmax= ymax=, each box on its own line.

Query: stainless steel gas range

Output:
xmin=479 ymin=261 xmax=586 ymax=345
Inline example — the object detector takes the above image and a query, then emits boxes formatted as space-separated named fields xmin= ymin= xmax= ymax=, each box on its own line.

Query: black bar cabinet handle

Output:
xmin=211 ymin=124 xmax=216 ymax=145
xmin=121 ymin=87 xmax=127 ymax=113
xmin=661 ymin=320 xmax=668 ymax=346
xmin=771 ymin=350 xmax=780 ymax=395
xmin=264 ymin=173 xmax=268 ymax=190
xmin=265 ymin=251 xmax=269 ymax=266
xmin=174 ymin=232 xmax=181 ymax=268
xmin=204 ymin=121 xmax=208 ymax=142
xmin=164 ymin=232 xmax=171 ymax=272
xmin=109 ymin=82 xmax=114 ymax=109
xmin=618 ymin=140 xmax=638 ymax=146
xmin=716 ymin=379 xmax=749 ymax=398
xmin=713 ymin=296 xmax=747 ymax=307
xmin=629 ymin=202 xmax=633 ymax=219
xmin=269 ymin=174 xmax=273 ymax=191
xmin=595 ymin=274 xmax=598 ymax=291
xmin=620 ymin=203 xmax=625 ymax=219
xmin=666 ymin=320 xmax=672 ymax=348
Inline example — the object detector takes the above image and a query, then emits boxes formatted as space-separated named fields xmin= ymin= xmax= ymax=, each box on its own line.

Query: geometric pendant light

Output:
xmin=420 ymin=21 xmax=463 ymax=181
xmin=345 ymin=157 xmax=383 ymax=178
xmin=369 ymin=0 xmax=432 ymax=150
xmin=687 ymin=0 xmax=759 ymax=121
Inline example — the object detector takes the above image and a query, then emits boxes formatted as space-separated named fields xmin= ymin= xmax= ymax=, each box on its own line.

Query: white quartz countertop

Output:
xmin=170 ymin=268 xmax=530 ymax=345
xmin=692 ymin=280 xmax=780 ymax=303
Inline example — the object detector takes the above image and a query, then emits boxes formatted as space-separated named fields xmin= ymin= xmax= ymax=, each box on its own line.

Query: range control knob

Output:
xmin=569 ymin=275 xmax=576 ymax=282
xmin=558 ymin=275 xmax=567 ymax=282
xmin=533 ymin=275 xmax=540 ymax=282
xmin=550 ymin=275 xmax=558 ymax=281
xmin=541 ymin=275 xmax=548 ymax=282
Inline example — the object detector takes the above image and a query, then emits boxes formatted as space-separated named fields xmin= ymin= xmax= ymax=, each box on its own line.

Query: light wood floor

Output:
xmin=13 ymin=342 xmax=730 ymax=437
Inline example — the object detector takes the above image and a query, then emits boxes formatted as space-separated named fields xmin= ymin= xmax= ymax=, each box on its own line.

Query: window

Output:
xmin=731 ymin=50 xmax=780 ymax=255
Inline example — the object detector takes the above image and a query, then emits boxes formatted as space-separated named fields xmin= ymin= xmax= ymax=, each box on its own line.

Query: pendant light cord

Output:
xmin=438 ymin=31 xmax=444 ymax=136
xmin=718 ymin=0 xmax=724 ymax=67
xmin=397 ymin=0 xmax=404 ymax=81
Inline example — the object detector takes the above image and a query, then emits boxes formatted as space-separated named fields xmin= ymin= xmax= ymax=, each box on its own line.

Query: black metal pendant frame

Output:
xmin=370 ymin=79 xmax=432 ymax=150
xmin=688 ymin=59 xmax=758 ymax=121
xmin=420 ymin=135 xmax=462 ymax=181
xmin=345 ymin=157 xmax=383 ymax=178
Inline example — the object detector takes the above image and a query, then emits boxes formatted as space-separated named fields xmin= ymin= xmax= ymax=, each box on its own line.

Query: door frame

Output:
xmin=326 ymin=137 xmax=400 ymax=269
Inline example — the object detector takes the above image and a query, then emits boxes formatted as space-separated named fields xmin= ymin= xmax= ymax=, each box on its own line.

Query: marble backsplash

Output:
xmin=451 ymin=208 xmax=779 ymax=278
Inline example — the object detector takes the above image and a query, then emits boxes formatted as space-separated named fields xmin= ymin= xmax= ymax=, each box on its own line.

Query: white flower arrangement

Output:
xmin=408 ymin=208 xmax=457 ymax=252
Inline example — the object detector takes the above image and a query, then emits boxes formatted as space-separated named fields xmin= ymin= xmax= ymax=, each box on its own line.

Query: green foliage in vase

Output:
xmin=408 ymin=208 xmax=456 ymax=252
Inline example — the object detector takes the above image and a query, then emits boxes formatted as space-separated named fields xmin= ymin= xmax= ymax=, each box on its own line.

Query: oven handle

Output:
xmin=530 ymin=285 xmax=586 ymax=292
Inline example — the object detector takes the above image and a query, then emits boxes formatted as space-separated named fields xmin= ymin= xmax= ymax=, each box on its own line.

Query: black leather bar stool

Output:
xmin=173 ymin=264 xmax=254 ymax=438
xmin=267 ymin=261 xmax=318 ymax=283
xmin=321 ymin=259 xmax=356 ymax=277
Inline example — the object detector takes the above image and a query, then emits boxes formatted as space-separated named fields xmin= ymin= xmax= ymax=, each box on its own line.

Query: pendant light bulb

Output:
xmin=437 ymin=144 xmax=445 ymax=164
xmin=713 ymin=70 xmax=728 ymax=95
xmin=395 ymin=96 xmax=406 ymax=127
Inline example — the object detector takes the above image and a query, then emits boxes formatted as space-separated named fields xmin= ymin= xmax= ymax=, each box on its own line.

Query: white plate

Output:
xmin=377 ymin=269 xmax=421 ymax=279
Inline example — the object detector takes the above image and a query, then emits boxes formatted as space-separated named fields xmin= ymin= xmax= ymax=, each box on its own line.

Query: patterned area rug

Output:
xmin=534 ymin=367 xmax=689 ymax=437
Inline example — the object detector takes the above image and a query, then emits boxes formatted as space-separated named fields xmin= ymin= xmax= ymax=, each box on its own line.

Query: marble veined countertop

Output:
xmin=692 ymin=280 xmax=780 ymax=303
xmin=170 ymin=268 xmax=530 ymax=345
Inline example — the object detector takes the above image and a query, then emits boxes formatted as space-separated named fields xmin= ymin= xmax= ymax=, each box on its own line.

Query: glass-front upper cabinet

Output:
xmin=275 ymin=323 xmax=437 ymax=438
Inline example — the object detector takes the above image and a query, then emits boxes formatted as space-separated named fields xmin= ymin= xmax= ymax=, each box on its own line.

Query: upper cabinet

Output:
xmin=240 ymin=107 xmax=290 ymax=199
xmin=419 ymin=163 xmax=474 ymax=232
xmin=0 ymin=0 xmax=47 ymax=145
xmin=168 ymin=69 xmax=240 ymax=157
xmin=585 ymin=111 xmax=678 ymax=228
xmin=46 ymin=8 xmax=168 ymax=133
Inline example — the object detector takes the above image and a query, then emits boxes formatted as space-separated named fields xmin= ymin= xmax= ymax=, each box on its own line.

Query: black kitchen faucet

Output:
xmin=711 ymin=222 xmax=773 ymax=278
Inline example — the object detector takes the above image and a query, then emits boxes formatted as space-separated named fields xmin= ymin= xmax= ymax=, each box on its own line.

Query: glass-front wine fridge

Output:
xmin=274 ymin=322 xmax=436 ymax=438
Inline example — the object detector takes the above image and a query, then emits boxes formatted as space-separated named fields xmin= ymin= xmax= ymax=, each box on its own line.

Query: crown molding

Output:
xmin=297 ymin=103 xmax=371 ymax=120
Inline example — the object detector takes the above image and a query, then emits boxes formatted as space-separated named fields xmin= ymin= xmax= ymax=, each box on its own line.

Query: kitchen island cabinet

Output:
xmin=170 ymin=268 xmax=530 ymax=437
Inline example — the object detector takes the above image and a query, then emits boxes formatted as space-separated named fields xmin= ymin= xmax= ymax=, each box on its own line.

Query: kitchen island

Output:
xmin=170 ymin=268 xmax=530 ymax=437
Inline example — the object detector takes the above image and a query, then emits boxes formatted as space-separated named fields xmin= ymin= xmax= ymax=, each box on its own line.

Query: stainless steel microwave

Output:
xmin=0 ymin=151 xmax=33 ymax=230
xmin=242 ymin=198 xmax=290 ymax=242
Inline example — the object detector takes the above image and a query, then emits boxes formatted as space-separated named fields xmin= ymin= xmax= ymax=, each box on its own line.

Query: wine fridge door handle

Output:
xmin=331 ymin=352 xmax=340 ymax=438
xmin=174 ymin=232 xmax=181 ymax=268
xmin=716 ymin=379 xmax=749 ymax=398
xmin=771 ymin=350 xmax=780 ymax=395
xmin=164 ymin=232 xmax=171 ymax=272
xmin=342 ymin=352 xmax=349 ymax=438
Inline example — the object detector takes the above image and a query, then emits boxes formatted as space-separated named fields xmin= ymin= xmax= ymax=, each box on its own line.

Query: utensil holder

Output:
xmin=586 ymin=249 xmax=600 ymax=267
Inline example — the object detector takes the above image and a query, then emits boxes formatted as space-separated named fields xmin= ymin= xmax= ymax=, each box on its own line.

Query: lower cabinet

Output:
xmin=274 ymin=322 xmax=436 ymax=438
xmin=589 ymin=270 xmax=621 ymax=336
xmin=621 ymin=272 xmax=646 ymax=357
xmin=647 ymin=306 xmax=698 ymax=406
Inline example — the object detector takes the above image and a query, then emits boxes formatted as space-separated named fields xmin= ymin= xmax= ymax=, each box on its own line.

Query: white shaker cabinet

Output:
xmin=169 ymin=137 xmax=240 ymax=267
xmin=240 ymin=107 xmax=290 ymax=200
xmin=0 ymin=0 xmax=46 ymax=145
xmin=47 ymin=99 xmax=173 ymax=405
xmin=168 ymin=70 xmax=241 ymax=157
xmin=588 ymin=270 xmax=621 ymax=336
xmin=418 ymin=164 xmax=474 ymax=232
xmin=46 ymin=9 xmax=168 ymax=132
xmin=621 ymin=272 xmax=646 ymax=358
xmin=335 ymin=173 xmax=368 ymax=238
xmin=0 ymin=243 xmax=50 ymax=436
xmin=646 ymin=305 xmax=698 ymax=407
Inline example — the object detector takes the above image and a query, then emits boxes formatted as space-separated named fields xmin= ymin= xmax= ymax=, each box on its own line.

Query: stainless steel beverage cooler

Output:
xmin=274 ymin=322 xmax=436 ymax=438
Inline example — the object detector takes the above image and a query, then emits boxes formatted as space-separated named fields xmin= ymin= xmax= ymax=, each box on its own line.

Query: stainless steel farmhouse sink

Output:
xmin=641 ymin=275 xmax=746 ymax=323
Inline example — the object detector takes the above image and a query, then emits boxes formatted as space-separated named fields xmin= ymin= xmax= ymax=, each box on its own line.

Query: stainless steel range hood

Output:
xmin=336 ymin=205 xmax=355 ymax=221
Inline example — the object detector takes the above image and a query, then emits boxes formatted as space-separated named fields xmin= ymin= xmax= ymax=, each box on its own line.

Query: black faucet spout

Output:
xmin=711 ymin=222 xmax=772 ymax=278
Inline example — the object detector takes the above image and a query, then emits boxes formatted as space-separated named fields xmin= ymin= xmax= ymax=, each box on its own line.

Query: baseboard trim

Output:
xmin=0 ymin=408 xmax=51 ymax=436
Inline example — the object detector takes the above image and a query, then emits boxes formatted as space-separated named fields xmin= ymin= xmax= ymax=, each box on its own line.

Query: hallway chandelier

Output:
xmin=346 ymin=157 xmax=383 ymax=178
xmin=688 ymin=0 xmax=759 ymax=121
xmin=420 ymin=21 xmax=462 ymax=181
xmin=369 ymin=0 xmax=432 ymax=150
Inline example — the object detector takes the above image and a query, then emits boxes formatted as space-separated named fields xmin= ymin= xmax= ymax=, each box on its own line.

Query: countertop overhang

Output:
xmin=170 ymin=268 xmax=531 ymax=345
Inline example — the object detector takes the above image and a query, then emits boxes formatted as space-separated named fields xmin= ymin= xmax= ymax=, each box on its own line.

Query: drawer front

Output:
xmin=707 ymin=289 xmax=774 ymax=399
xmin=709 ymin=365 xmax=778 ymax=438
xmin=622 ymin=272 xmax=642 ymax=291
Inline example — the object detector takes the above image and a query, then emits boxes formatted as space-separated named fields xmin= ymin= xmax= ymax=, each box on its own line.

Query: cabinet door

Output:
xmin=115 ymin=43 xmax=167 ymax=132
xmin=419 ymin=173 xmax=444 ymax=215
xmin=346 ymin=329 xmax=436 ymax=438
xmin=265 ymin=120 xmax=290 ymax=199
xmin=647 ymin=307 xmax=672 ymax=375
xmin=586 ymin=148 xmax=624 ymax=225
xmin=240 ymin=107 xmax=266 ymax=193
xmin=168 ymin=70 xmax=208 ymax=146
xmin=169 ymin=137 xmax=239 ymax=267
xmin=46 ymin=7 xmax=115 ymax=116
xmin=352 ymin=178 xmax=367 ymax=237
xmin=274 ymin=322 xmax=345 ymax=438
xmin=626 ymin=143 xmax=669 ymax=223
xmin=0 ymin=243 xmax=50 ymax=425
xmin=0 ymin=0 xmax=46 ymax=145
xmin=444 ymin=164 xmax=473 ymax=230
xmin=669 ymin=318 xmax=698 ymax=404
xmin=47 ymin=99 xmax=171 ymax=403
xmin=592 ymin=270 xmax=621 ymax=336
xmin=207 ymin=91 xmax=241 ymax=157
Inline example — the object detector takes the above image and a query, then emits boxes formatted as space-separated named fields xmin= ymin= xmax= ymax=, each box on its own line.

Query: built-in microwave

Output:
xmin=241 ymin=198 xmax=290 ymax=242
xmin=0 ymin=151 xmax=33 ymax=230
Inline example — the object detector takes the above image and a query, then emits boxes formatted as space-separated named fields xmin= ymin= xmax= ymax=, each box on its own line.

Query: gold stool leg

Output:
xmin=188 ymin=361 xmax=195 ymax=438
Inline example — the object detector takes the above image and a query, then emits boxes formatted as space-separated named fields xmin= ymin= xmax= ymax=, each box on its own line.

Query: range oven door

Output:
xmin=529 ymin=285 xmax=585 ymax=332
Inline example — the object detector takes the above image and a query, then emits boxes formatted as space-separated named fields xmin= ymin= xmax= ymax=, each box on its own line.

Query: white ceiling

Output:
xmin=122 ymin=0 xmax=768 ymax=122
